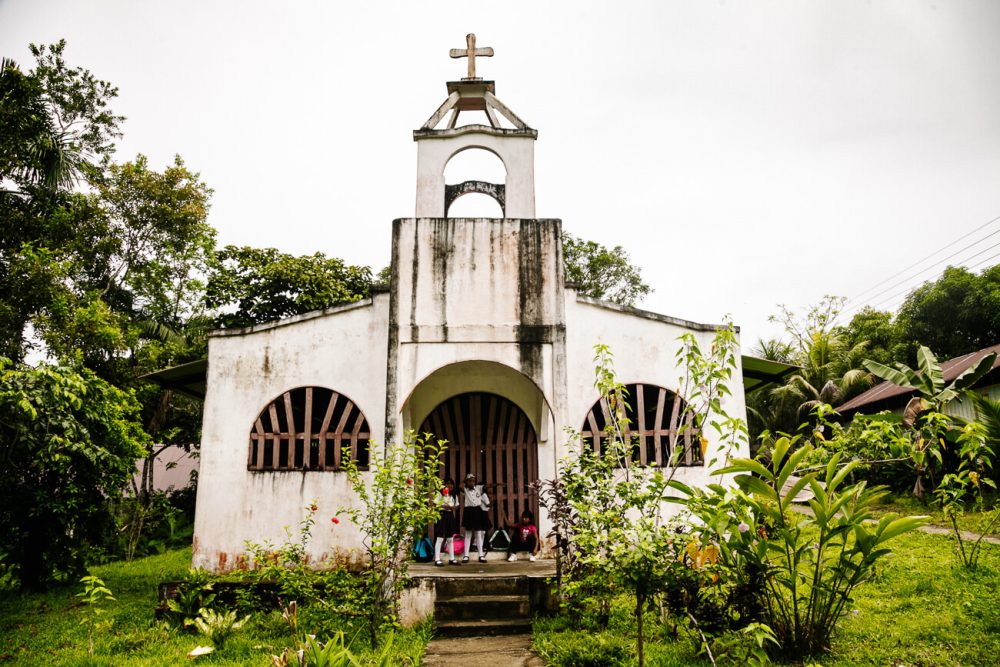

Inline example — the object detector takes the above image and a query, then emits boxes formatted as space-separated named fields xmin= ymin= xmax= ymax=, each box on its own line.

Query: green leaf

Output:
xmin=876 ymin=515 xmax=928 ymax=543
xmin=863 ymin=359 xmax=915 ymax=389
xmin=917 ymin=346 xmax=944 ymax=395
xmin=952 ymin=352 xmax=997 ymax=390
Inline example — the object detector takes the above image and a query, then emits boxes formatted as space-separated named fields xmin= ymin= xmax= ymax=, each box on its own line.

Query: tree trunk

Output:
xmin=636 ymin=590 xmax=646 ymax=667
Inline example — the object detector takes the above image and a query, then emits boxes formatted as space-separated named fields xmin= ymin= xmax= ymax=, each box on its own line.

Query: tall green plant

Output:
xmin=933 ymin=422 xmax=999 ymax=569
xmin=339 ymin=432 xmax=445 ymax=649
xmin=76 ymin=575 xmax=115 ymax=656
xmin=679 ymin=436 xmax=926 ymax=658
xmin=558 ymin=322 xmax=744 ymax=667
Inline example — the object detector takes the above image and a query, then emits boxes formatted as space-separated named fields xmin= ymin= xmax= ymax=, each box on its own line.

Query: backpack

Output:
xmin=489 ymin=528 xmax=510 ymax=551
xmin=412 ymin=536 xmax=434 ymax=563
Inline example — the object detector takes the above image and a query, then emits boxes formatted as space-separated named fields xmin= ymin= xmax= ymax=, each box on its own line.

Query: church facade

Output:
xmin=191 ymin=38 xmax=749 ymax=572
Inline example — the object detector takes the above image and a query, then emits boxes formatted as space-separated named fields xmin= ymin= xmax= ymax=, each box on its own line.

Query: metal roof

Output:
xmin=138 ymin=359 xmax=207 ymax=400
xmin=741 ymin=355 xmax=800 ymax=393
xmin=836 ymin=343 xmax=1000 ymax=414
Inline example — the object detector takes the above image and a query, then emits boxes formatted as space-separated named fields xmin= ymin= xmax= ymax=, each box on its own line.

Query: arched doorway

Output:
xmin=419 ymin=392 xmax=539 ymax=534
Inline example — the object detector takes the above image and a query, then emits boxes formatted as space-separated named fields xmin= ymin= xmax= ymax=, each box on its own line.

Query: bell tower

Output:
xmin=413 ymin=33 xmax=537 ymax=218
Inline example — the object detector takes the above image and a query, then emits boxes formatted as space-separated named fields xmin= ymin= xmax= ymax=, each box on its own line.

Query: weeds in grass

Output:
xmin=76 ymin=575 xmax=116 ymax=656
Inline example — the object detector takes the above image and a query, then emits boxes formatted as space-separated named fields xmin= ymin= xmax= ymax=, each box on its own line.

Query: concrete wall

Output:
xmin=562 ymin=291 xmax=750 ymax=513
xmin=193 ymin=219 xmax=750 ymax=570
xmin=192 ymin=297 xmax=389 ymax=572
xmin=385 ymin=217 xmax=567 ymax=448
xmin=415 ymin=134 xmax=536 ymax=218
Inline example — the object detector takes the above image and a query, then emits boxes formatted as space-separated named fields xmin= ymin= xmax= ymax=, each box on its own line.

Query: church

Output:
xmin=187 ymin=36 xmax=760 ymax=572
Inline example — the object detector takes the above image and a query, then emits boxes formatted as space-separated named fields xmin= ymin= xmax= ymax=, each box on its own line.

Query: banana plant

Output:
xmin=863 ymin=346 xmax=997 ymax=426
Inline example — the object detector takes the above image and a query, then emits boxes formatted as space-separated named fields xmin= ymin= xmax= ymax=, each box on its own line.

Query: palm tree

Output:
xmin=752 ymin=297 xmax=873 ymax=436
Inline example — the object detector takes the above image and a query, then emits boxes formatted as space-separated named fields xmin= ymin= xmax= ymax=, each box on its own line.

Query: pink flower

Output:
xmin=738 ymin=522 xmax=750 ymax=534
xmin=331 ymin=517 xmax=340 ymax=525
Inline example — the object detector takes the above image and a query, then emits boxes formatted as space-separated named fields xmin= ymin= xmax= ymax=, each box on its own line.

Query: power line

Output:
xmin=845 ymin=227 xmax=1000 ymax=309
xmin=849 ymin=245 xmax=1000 ymax=316
xmin=966 ymin=249 xmax=1000 ymax=272
xmin=845 ymin=213 xmax=1000 ymax=307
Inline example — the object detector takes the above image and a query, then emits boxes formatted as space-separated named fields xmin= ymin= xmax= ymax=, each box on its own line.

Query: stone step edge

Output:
xmin=435 ymin=594 xmax=529 ymax=604
xmin=435 ymin=619 xmax=532 ymax=629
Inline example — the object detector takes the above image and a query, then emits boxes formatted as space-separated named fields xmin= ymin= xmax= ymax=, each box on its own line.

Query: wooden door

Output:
xmin=419 ymin=392 xmax=538 ymax=534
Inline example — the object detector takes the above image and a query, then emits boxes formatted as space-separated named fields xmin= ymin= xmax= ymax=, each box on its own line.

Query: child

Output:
xmin=506 ymin=510 xmax=539 ymax=562
xmin=433 ymin=477 xmax=459 ymax=566
xmin=460 ymin=473 xmax=491 ymax=563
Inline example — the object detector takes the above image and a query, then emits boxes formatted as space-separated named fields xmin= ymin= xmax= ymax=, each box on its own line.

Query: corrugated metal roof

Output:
xmin=837 ymin=343 xmax=1000 ymax=413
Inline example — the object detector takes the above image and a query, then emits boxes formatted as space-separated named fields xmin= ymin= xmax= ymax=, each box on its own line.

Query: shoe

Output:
xmin=507 ymin=553 xmax=517 ymax=562
xmin=478 ymin=556 xmax=487 ymax=563
xmin=529 ymin=554 xmax=536 ymax=562
xmin=434 ymin=560 xmax=444 ymax=567
xmin=449 ymin=559 xmax=459 ymax=565
xmin=462 ymin=556 xmax=469 ymax=563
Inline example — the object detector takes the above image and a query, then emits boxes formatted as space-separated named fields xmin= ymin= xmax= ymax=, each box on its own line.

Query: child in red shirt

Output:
xmin=506 ymin=510 xmax=539 ymax=562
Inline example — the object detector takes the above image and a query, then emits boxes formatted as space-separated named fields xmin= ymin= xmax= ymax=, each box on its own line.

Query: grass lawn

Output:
xmin=0 ymin=547 xmax=429 ymax=666
xmin=871 ymin=494 xmax=1000 ymax=538
xmin=533 ymin=530 xmax=1000 ymax=666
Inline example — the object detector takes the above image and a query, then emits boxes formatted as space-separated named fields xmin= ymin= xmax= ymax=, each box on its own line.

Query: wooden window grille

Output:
xmin=580 ymin=383 xmax=702 ymax=467
xmin=248 ymin=387 xmax=370 ymax=471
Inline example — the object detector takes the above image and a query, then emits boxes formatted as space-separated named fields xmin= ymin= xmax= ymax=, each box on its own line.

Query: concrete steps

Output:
xmin=434 ymin=576 xmax=532 ymax=637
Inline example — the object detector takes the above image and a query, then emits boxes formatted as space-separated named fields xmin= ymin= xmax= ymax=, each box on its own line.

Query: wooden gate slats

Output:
xmin=303 ymin=388 xmax=313 ymax=469
xmin=580 ymin=383 xmax=700 ymax=468
xmin=419 ymin=392 xmax=540 ymax=538
xmin=636 ymin=385 xmax=648 ymax=466
xmin=654 ymin=388 xmax=667 ymax=466
xmin=248 ymin=388 xmax=369 ymax=472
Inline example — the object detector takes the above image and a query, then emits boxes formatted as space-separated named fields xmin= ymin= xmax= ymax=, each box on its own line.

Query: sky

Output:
xmin=2 ymin=0 xmax=999 ymax=351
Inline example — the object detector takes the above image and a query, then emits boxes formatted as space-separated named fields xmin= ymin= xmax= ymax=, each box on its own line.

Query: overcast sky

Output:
xmin=3 ymin=0 xmax=999 ymax=351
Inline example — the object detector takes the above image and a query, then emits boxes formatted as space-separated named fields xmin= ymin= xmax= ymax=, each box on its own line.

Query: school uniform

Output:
xmin=460 ymin=484 xmax=490 ymax=531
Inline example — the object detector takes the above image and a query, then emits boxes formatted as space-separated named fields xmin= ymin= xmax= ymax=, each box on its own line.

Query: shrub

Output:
xmin=680 ymin=435 xmax=926 ymax=658
xmin=535 ymin=632 xmax=631 ymax=667
xmin=192 ymin=607 xmax=249 ymax=648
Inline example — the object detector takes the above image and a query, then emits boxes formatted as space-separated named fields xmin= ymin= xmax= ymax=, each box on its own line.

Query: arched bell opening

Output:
xmin=445 ymin=188 xmax=505 ymax=217
xmin=443 ymin=147 xmax=506 ymax=218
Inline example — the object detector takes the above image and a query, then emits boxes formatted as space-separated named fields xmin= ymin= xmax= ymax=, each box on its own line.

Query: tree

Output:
xmin=561 ymin=232 xmax=651 ymax=306
xmin=205 ymin=245 xmax=373 ymax=329
xmin=864 ymin=345 xmax=996 ymax=499
xmin=839 ymin=306 xmax=903 ymax=366
xmin=1 ymin=43 xmax=124 ymax=362
xmin=0 ymin=359 xmax=147 ymax=589
xmin=755 ymin=297 xmax=871 ymax=436
xmin=339 ymin=433 xmax=445 ymax=649
xmin=895 ymin=265 xmax=1000 ymax=362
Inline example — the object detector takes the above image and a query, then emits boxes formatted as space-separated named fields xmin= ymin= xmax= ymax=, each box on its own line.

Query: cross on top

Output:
xmin=450 ymin=33 xmax=494 ymax=80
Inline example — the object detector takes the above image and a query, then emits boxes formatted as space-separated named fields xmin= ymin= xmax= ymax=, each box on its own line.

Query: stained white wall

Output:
xmin=415 ymin=134 xmax=536 ymax=218
xmin=192 ymin=296 xmax=389 ymax=572
xmin=562 ymin=291 xmax=750 ymax=504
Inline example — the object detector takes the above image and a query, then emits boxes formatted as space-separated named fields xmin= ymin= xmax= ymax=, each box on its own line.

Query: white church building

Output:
xmin=187 ymin=37 xmax=754 ymax=572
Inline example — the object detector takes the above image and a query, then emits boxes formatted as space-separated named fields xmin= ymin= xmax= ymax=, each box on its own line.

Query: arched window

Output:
xmin=248 ymin=387 xmax=370 ymax=471
xmin=580 ymin=383 xmax=701 ymax=467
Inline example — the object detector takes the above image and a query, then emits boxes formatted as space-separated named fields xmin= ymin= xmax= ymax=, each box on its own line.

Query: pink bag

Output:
xmin=452 ymin=535 xmax=465 ymax=556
